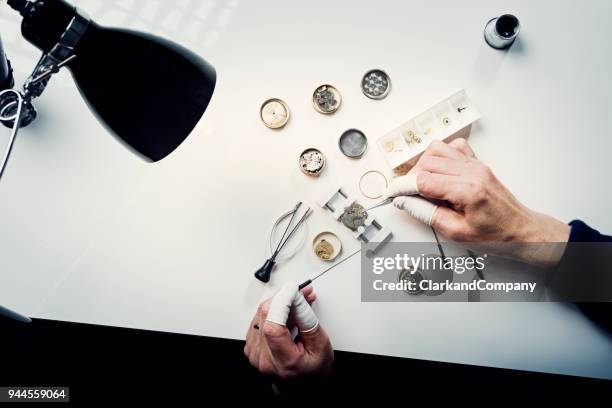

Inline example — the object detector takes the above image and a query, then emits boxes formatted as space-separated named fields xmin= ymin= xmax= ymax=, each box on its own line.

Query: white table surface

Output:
xmin=1 ymin=0 xmax=611 ymax=379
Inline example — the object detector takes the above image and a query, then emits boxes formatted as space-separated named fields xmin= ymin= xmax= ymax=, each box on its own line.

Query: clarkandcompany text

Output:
xmin=372 ymin=279 xmax=537 ymax=294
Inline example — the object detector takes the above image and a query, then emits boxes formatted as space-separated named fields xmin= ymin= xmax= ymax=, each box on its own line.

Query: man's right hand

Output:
xmin=387 ymin=139 xmax=570 ymax=267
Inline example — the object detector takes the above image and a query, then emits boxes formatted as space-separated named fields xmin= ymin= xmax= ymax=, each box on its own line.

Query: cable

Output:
xmin=0 ymin=89 xmax=23 ymax=180
xmin=431 ymin=227 xmax=446 ymax=259
xmin=467 ymin=249 xmax=486 ymax=280
xmin=432 ymin=226 xmax=485 ymax=280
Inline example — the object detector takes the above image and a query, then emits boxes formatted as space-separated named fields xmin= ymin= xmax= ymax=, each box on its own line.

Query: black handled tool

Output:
xmin=255 ymin=203 xmax=312 ymax=283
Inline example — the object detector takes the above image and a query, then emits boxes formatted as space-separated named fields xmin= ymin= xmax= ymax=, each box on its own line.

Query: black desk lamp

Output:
xmin=0 ymin=0 xmax=216 ymax=179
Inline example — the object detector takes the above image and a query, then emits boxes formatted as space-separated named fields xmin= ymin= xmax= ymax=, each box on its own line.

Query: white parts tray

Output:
xmin=377 ymin=90 xmax=480 ymax=176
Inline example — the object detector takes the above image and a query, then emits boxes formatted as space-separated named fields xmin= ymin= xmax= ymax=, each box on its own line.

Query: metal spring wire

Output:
xmin=0 ymin=89 xmax=24 ymax=180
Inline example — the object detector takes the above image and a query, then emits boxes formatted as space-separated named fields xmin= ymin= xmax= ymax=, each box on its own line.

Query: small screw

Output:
xmin=457 ymin=107 xmax=467 ymax=113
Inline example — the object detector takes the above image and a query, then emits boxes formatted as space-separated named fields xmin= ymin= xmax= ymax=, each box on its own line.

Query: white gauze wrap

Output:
xmin=265 ymin=282 xmax=319 ymax=333
xmin=386 ymin=174 xmax=438 ymax=226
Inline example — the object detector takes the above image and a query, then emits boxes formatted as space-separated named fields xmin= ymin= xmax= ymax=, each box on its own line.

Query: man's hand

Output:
xmin=244 ymin=283 xmax=333 ymax=380
xmin=388 ymin=139 xmax=570 ymax=267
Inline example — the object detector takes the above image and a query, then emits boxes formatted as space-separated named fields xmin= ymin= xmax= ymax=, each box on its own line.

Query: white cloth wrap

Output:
xmin=386 ymin=174 xmax=438 ymax=227
xmin=266 ymin=282 xmax=319 ymax=333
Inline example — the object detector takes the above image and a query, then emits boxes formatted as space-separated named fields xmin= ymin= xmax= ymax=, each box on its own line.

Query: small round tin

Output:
xmin=312 ymin=231 xmax=342 ymax=261
xmin=361 ymin=69 xmax=391 ymax=100
xmin=339 ymin=128 xmax=367 ymax=158
xmin=260 ymin=98 xmax=290 ymax=129
xmin=298 ymin=148 xmax=326 ymax=176
xmin=312 ymin=84 xmax=342 ymax=114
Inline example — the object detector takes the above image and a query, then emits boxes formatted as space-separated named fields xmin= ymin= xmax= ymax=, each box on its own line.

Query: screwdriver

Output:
xmin=299 ymin=248 xmax=362 ymax=290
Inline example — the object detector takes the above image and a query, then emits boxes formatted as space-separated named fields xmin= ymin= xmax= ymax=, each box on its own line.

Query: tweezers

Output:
xmin=365 ymin=197 xmax=393 ymax=212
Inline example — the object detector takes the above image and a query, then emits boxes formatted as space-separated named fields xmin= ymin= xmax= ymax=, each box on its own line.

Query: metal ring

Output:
xmin=359 ymin=170 xmax=388 ymax=199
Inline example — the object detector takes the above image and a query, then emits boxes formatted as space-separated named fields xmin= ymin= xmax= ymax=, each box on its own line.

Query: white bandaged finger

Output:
xmin=292 ymin=291 xmax=319 ymax=333
xmin=266 ymin=282 xmax=319 ymax=333
xmin=393 ymin=196 xmax=438 ymax=226
xmin=386 ymin=174 xmax=420 ymax=199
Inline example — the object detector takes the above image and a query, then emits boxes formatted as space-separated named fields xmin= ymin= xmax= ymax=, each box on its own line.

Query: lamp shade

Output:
xmin=12 ymin=0 xmax=216 ymax=162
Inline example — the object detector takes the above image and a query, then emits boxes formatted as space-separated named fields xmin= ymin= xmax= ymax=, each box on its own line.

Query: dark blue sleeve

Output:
xmin=566 ymin=221 xmax=612 ymax=331
xmin=568 ymin=220 xmax=612 ymax=242
xmin=552 ymin=220 xmax=612 ymax=307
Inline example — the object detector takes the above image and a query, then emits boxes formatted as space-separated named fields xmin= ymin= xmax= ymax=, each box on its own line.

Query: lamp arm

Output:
xmin=29 ymin=54 xmax=76 ymax=85
xmin=0 ymin=2 xmax=88 ymax=179
xmin=23 ymin=53 xmax=77 ymax=99
xmin=23 ymin=9 xmax=89 ymax=100
xmin=0 ymin=6 xmax=88 ymax=125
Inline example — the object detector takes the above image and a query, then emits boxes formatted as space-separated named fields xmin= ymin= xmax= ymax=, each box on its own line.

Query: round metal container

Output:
xmin=298 ymin=148 xmax=326 ymax=176
xmin=361 ymin=69 xmax=391 ymax=100
xmin=312 ymin=84 xmax=342 ymax=114
xmin=339 ymin=128 xmax=367 ymax=158
xmin=260 ymin=98 xmax=290 ymax=129
xmin=312 ymin=231 xmax=342 ymax=262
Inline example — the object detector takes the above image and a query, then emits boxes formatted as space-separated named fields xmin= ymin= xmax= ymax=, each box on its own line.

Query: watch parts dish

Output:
xmin=312 ymin=231 xmax=342 ymax=261
xmin=299 ymin=148 xmax=326 ymax=176
xmin=361 ymin=69 xmax=391 ymax=100
xmin=376 ymin=90 xmax=481 ymax=176
xmin=339 ymin=128 xmax=368 ymax=158
xmin=312 ymin=84 xmax=341 ymax=114
xmin=260 ymin=98 xmax=290 ymax=129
